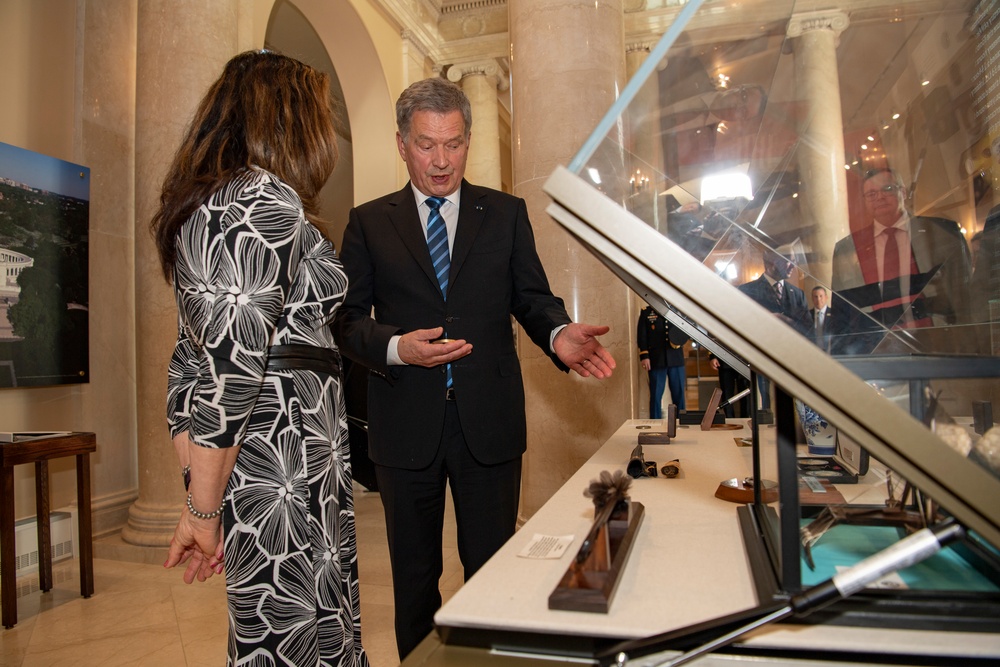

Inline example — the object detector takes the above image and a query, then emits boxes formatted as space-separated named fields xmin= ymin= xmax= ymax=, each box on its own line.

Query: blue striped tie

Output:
xmin=425 ymin=196 xmax=452 ymax=388
xmin=426 ymin=196 xmax=449 ymax=297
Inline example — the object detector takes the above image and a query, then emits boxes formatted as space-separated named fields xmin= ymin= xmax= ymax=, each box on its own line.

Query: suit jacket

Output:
xmin=809 ymin=307 xmax=833 ymax=352
xmin=737 ymin=275 xmax=811 ymax=337
xmin=831 ymin=216 xmax=973 ymax=354
xmin=636 ymin=306 xmax=688 ymax=368
xmin=334 ymin=181 xmax=571 ymax=469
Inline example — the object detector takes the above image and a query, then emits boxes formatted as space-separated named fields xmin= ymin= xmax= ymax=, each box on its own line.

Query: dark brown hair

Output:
xmin=150 ymin=50 xmax=339 ymax=281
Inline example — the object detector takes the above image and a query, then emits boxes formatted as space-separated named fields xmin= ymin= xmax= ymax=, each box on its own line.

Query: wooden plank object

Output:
xmin=548 ymin=500 xmax=645 ymax=613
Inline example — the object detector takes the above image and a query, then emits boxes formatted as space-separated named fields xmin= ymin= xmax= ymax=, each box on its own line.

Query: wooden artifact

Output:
xmin=701 ymin=387 xmax=743 ymax=431
xmin=714 ymin=476 xmax=778 ymax=504
xmin=549 ymin=470 xmax=645 ymax=613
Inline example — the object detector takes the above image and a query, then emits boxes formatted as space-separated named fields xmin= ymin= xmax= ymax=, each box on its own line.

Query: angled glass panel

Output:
xmin=547 ymin=0 xmax=1000 ymax=632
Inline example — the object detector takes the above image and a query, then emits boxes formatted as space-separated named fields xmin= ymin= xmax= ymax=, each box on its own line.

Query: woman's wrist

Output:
xmin=186 ymin=492 xmax=225 ymax=520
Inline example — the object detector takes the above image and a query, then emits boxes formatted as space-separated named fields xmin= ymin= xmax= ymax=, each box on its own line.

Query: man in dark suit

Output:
xmin=637 ymin=305 xmax=689 ymax=416
xmin=831 ymin=168 xmax=973 ymax=355
xmin=334 ymin=78 xmax=615 ymax=660
xmin=809 ymin=286 xmax=832 ymax=352
xmin=737 ymin=252 xmax=810 ymax=409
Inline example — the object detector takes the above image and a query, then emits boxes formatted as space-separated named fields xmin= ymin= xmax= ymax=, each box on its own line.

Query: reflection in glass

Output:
xmin=559 ymin=0 xmax=1000 ymax=631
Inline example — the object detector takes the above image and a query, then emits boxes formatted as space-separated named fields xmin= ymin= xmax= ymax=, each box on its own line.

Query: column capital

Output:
xmin=401 ymin=30 xmax=430 ymax=61
xmin=626 ymin=42 xmax=653 ymax=55
xmin=447 ymin=59 xmax=509 ymax=91
xmin=787 ymin=10 xmax=850 ymax=38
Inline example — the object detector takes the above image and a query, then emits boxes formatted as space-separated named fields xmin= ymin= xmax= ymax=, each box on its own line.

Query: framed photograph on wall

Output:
xmin=0 ymin=142 xmax=89 ymax=388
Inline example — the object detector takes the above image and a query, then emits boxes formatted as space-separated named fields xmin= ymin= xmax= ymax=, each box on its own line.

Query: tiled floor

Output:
xmin=0 ymin=487 xmax=463 ymax=667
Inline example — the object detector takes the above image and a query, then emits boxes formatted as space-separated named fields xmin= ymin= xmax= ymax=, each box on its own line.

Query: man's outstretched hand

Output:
xmin=554 ymin=323 xmax=615 ymax=379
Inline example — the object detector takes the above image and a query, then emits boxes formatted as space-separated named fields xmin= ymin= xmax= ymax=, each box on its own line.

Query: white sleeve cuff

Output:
xmin=387 ymin=335 xmax=407 ymax=366
xmin=549 ymin=324 xmax=569 ymax=353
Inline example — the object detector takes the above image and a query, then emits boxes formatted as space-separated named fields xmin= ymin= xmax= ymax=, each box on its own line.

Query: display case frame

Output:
xmin=546 ymin=164 xmax=1000 ymax=633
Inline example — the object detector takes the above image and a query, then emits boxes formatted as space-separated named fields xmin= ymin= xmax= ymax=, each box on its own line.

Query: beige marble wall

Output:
xmin=0 ymin=0 xmax=140 ymax=535
xmin=509 ymin=0 xmax=633 ymax=518
xmin=0 ymin=0 xmax=82 ymax=518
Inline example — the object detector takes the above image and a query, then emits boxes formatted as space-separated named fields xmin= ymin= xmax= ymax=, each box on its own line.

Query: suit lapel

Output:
xmin=851 ymin=225 xmax=879 ymax=285
xmin=450 ymin=181 xmax=487 ymax=287
xmin=909 ymin=217 xmax=935 ymax=273
xmin=387 ymin=184 xmax=441 ymax=295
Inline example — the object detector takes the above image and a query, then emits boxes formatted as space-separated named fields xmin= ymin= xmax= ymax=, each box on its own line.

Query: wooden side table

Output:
xmin=0 ymin=432 xmax=96 ymax=628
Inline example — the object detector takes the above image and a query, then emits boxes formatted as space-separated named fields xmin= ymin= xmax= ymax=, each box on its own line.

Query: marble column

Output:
xmin=509 ymin=0 xmax=632 ymax=518
xmin=449 ymin=60 xmax=505 ymax=191
xmin=79 ymin=0 xmax=139 ymax=537
xmin=624 ymin=43 xmax=658 ymax=417
xmin=625 ymin=44 xmax=663 ymax=232
xmin=402 ymin=31 xmax=431 ymax=85
xmin=124 ymin=0 xmax=244 ymax=546
xmin=788 ymin=10 xmax=851 ymax=288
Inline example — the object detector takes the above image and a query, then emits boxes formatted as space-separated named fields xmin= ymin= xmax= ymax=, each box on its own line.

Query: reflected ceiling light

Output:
xmin=861 ymin=144 xmax=868 ymax=150
xmin=792 ymin=192 xmax=799 ymax=198
xmin=868 ymin=135 xmax=875 ymax=141
xmin=714 ymin=259 xmax=729 ymax=274
xmin=587 ymin=168 xmax=602 ymax=185
xmin=700 ymin=172 xmax=753 ymax=203
xmin=892 ymin=113 xmax=901 ymax=119
xmin=844 ymin=164 xmax=851 ymax=170
xmin=922 ymin=79 xmax=931 ymax=86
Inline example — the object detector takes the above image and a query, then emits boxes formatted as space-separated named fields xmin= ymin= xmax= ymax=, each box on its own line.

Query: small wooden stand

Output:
xmin=715 ymin=477 xmax=778 ymax=504
xmin=0 ymin=432 xmax=96 ymax=628
xmin=548 ymin=500 xmax=644 ymax=613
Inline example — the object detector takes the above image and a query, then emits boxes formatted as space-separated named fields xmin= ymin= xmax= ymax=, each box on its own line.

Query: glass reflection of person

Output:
xmin=831 ymin=168 xmax=974 ymax=355
xmin=737 ymin=252 xmax=810 ymax=410
xmin=810 ymin=286 xmax=832 ymax=352
xmin=971 ymin=207 xmax=1000 ymax=352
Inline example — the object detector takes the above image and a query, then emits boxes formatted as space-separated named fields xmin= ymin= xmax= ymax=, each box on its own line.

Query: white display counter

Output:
xmin=421 ymin=419 xmax=1000 ymax=665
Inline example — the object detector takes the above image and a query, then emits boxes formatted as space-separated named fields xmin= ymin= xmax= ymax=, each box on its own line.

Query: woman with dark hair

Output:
xmin=153 ymin=50 xmax=368 ymax=666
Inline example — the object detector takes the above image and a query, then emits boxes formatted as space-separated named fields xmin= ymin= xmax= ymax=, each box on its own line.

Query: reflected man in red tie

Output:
xmin=831 ymin=168 xmax=974 ymax=355
xmin=737 ymin=251 xmax=811 ymax=410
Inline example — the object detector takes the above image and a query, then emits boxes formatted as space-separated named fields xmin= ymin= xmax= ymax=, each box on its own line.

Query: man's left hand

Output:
xmin=554 ymin=323 xmax=615 ymax=379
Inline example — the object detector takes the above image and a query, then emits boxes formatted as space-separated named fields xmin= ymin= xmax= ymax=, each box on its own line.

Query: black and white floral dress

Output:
xmin=166 ymin=168 xmax=368 ymax=667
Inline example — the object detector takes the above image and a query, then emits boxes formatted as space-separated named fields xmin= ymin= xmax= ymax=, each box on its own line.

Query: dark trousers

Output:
xmin=666 ymin=365 xmax=687 ymax=411
xmin=757 ymin=376 xmax=772 ymax=411
xmin=375 ymin=401 xmax=521 ymax=660
xmin=718 ymin=363 xmax=750 ymax=418
xmin=648 ymin=367 xmax=668 ymax=418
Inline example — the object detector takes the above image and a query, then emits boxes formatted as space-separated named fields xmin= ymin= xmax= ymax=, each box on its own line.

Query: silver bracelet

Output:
xmin=186 ymin=492 xmax=225 ymax=520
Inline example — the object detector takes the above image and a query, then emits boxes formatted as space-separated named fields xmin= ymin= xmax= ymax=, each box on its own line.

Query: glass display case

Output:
xmin=544 ymin=0 xmax=1000 ymax=643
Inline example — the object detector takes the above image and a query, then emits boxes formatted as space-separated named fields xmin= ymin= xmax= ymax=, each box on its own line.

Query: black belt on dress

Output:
xmin=266 ymin=344 xmax=342 ymax=376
